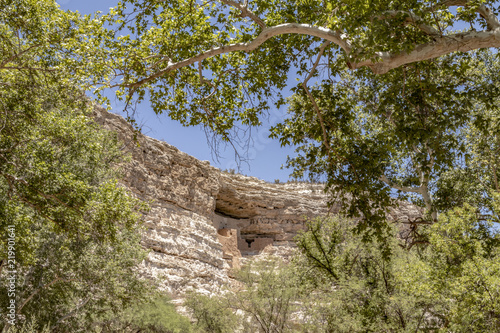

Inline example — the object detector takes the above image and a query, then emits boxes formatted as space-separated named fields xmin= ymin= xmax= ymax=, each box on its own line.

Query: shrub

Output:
xmin=184 ymin=292 xmax=238 ymax=333
xmin=98 ymin=295 xmax=194 ymax=333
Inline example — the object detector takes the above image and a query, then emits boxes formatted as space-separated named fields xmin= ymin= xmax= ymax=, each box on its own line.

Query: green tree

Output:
xmin=101 ymin=295 xmax=194 ymax=333
xmin=295 ymin=216 xmax=421 ymax=332
xmin=295 ymin=208 xmax=500 ymax=332
xmin=270 ymin=51 xmax=500 ymax=241
xmin=434 ymin=53 xmax=500 ymax=214
xmin=397 ymin=200 xmax=500 ymax=331
xmin=185 ymin=257 xmax=306 ymax=333
xmin=185 ymin=292 xmax=238 ymax=333
xmin=0 ymin=0 xmax=151 ymax=330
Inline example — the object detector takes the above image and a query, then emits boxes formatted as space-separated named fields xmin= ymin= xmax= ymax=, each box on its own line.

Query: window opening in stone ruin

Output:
xmin=245 ymin=239 xmax=254 ymax=248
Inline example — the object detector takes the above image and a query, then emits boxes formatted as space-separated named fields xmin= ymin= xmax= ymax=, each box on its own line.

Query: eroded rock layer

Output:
xmin=93 ymin=107 xmax=422 ymax=296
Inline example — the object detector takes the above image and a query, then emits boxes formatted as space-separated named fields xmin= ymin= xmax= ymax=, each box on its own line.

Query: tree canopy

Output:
xmin=99 ymin=0 xmax=500 ymax=137
xmin=272 ymin=50 xmax=500 ymax=239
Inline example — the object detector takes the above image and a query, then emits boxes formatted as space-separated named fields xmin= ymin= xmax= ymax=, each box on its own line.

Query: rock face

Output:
xmin=93 ymin=107 xmax=422 ymax=296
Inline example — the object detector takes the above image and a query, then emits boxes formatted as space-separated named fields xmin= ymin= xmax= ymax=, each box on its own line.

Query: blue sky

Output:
xmin=57 ymin=0 xmax=297 ymax=182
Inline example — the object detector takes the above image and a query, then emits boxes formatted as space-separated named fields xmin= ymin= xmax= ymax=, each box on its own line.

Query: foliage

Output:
xmin=185 ymin=257 xmax=306 ymax=333
xmin=231 ymin=257 xmax=306 ymax=333
xmin=0 ymin=0 xmax=135 ymax=254
xmin=4 ymin=0 xmax=497 ymax=238
xmin=0 ymin=218 xmax=150 ymax=332
xmin=398 ymin=203 xmax=500 ymax=331
xmin=271 ymin=51 xmax=500 ymax=241
xmin=296 ymin=216 xmax=421 ymax=332
xmin=87 ymin=0 xmax=500 ymax=238
xmin=434 ymin=55 xmax=500 ymax=214
xmin=186 ymin=208 xmax=500 ymax=332
xmin=100 ymin=295 xmax=194 ymax=333
xmin=13 ymin=0 xmax=498 ymax=146
xmin=295 ymin=210 xmax=500 ymax=332
xmin=97 ymin=0 xmax=500 ymax=143
xmin=0 ymin=0 xmax=151 ymax=331
xmin=184 ymin=292 xmax=238 ymax=333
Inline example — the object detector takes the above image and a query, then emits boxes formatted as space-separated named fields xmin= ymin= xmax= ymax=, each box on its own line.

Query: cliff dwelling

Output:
xmin=210 ymin=175 xmax=334 ymax=269
xmin=214 ymin=210 xmax=274 ymax=269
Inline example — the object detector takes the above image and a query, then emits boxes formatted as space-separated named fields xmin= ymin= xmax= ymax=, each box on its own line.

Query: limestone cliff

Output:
xmin=93 ymin=107 xmax=422 ymax=297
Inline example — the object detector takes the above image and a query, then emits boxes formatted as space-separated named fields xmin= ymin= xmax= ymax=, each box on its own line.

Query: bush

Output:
xmin=184 ymin=292 xmax=237 ymax=333
xmin=295 ymin=209 xmax=500 ymax=332
xmin=98 ymin=295 xmax=194 ymax=333
xmin=185 ymin=257 xmax=306 ymax=333
xmin=231 ymin=257 xmax=305 ymax=333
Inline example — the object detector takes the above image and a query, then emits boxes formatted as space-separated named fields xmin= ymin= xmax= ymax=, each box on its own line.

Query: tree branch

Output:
xmin=477 ymin=4 xmax=500 ymax=30
xmin=300 ymin=42 xmax=362 ymax=182
xmin=436 ymin=0 xmax=500 ymax=30
xmin=352 ymin=29 xmax=500 ymax=74
xmin=123 ymin=13 xmax=500 ymax=88
xmin=17 ymin=276 xmax=76 ymax=314
xmin=0 ymin=44 xmax=42 ymax=69
xmin=303 ymin=41 xmax=330 ymax=85
xmin=302 ymin=42 xmax=332 ymax=153
xmin=379 ymin=174 xmax=423 ymax=194
xmin=124 ymin=23 xmax=350 ymax=88
xmin=55 ymin=296 xmax=92 ymax=325
xmin=375 ymin=11 xmax=440 ymax=36
xmin=219 ymin=0 xmax=266 ymax=29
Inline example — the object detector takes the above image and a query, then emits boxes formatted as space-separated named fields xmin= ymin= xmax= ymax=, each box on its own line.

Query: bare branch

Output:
xmin=303 ymin=41 xmax=330 ymax=85
xmin=220 ymin=0 xmax=266 ymax=29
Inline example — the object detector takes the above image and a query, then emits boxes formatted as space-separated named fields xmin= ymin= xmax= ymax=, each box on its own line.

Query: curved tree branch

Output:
xmin=124 ymin=23 xmax=351 ymax=88
xmin=437 ymin=0 xmax=500 ymax=30
xmin=354 ymin=29 xmax=500 ymax=74
xmin=124 ymin=9 xmax=500 ymax=88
